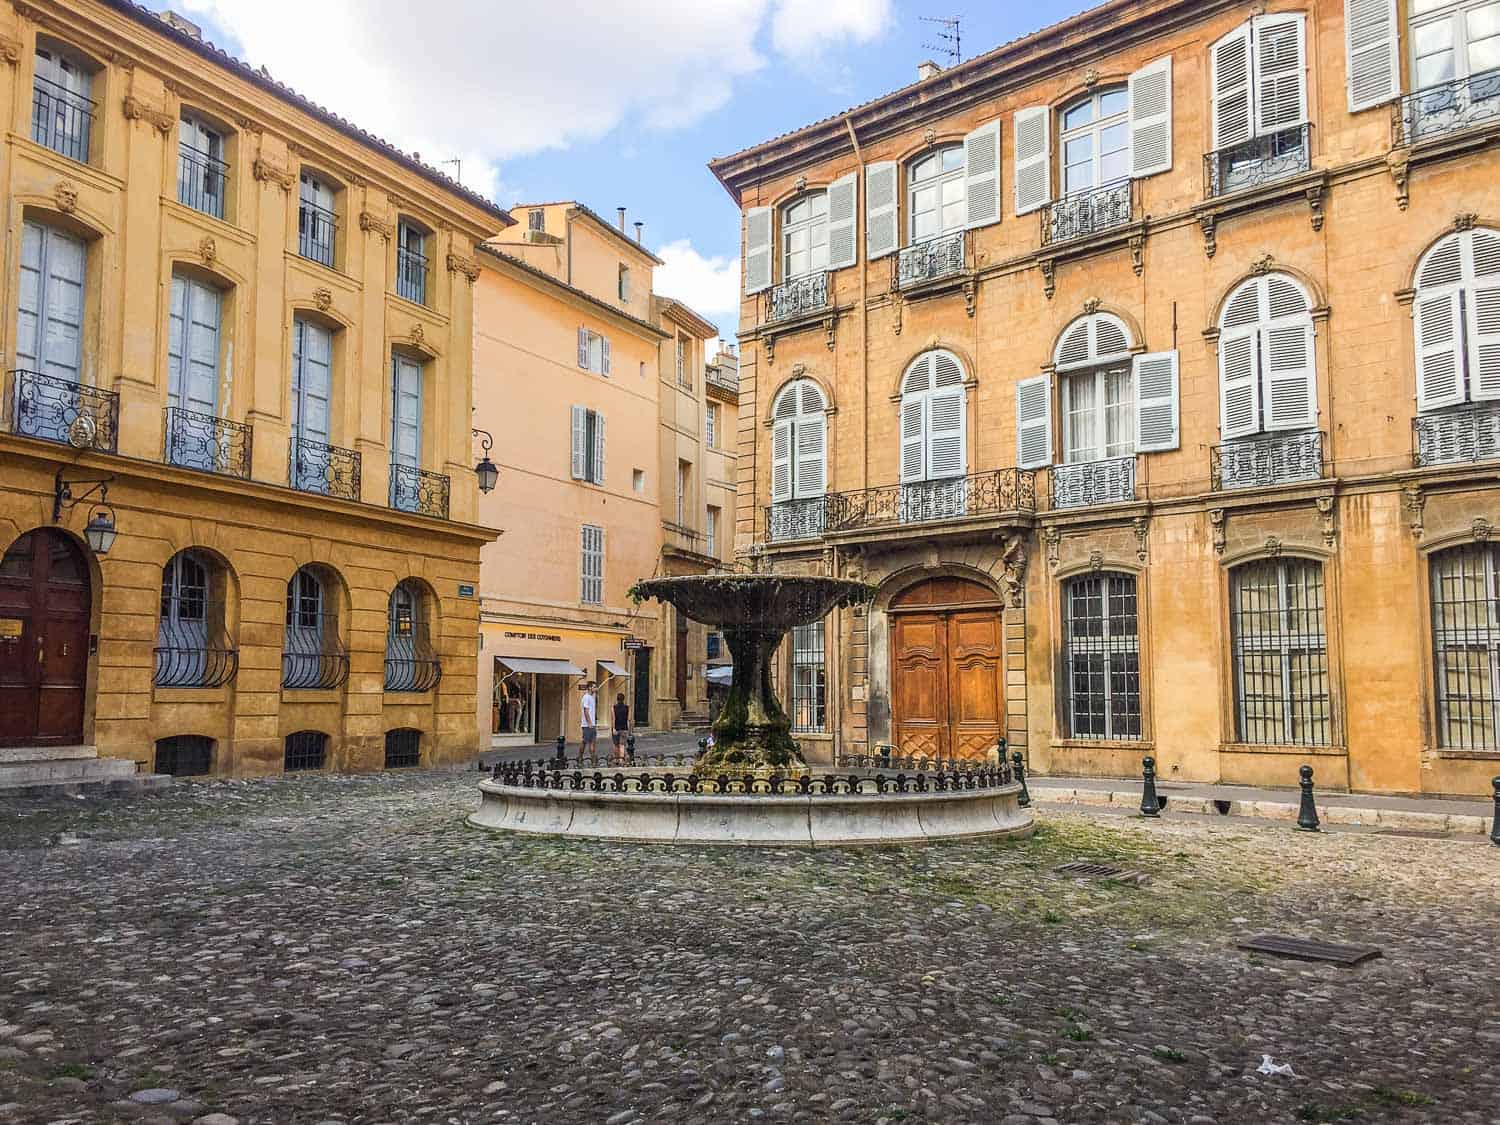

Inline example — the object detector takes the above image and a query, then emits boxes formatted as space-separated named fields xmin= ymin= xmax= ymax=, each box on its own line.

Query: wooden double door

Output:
xmin=891 ymin=577 xmax=1005 ymax=761
xmin=0 ymin=529 xmax=91 ymax=747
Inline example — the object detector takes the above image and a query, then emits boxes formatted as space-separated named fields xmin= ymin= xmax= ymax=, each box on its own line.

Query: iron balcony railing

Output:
xmin=1413 ymin=404 xmax=1500 ymax=468
xmin=31 ymin=75 xmax=93 ymax=163
xmin=298 ymin=200 xmax=337 ymax=267
xmin=177 ymin=145 xmax=227 ymax=220
xmin=1211 ymin=430 xmax=1324 ymax=491
xmin=389 ymin=462 xmax=450 ymax=519
xmin=396 ymin=245 xmax=428 ymax=305
xmin=385 ymin=621 xmax=441 ymax=692
xmin=896 ymin=230 xmax=968 ymax=289
xmin=282 ymin=608 xmax=350 ymax=690
xmin=290 ymin=435 xmax=361 ymax=500
xmin=1052 ymin=456 xmax=1137 ymax=509
xmin=164 ymin=406 xmax=253 ymax=478
xmin=1042 ymin=179 xmax=1135 ymax=246
xmin=154 ymin=599 xmax=239 ymax=689
xmin=1204 ymin=123 xmax=1312 ymax=198
xmin=1395 ymin=68 xmax=1500 ymax=147
xmin=766 ymin=497 xmax=829 ymax=543
xmin=5 ymin=369 xmax=118 ymax=452
xmin=767 ymin=272 xmax=829 ymax=323
xmin=826 ymin=470 xmax=1038 ymax=533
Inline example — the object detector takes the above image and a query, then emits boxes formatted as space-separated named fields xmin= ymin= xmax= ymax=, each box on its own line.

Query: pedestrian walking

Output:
xmin=611 ymin=693 xmax=630 ymax=765
xmin=580 ymin=682 xmax=598 ymax=757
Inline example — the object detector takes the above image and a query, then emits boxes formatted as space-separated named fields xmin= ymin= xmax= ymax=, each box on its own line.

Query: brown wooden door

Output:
xmin=946 ymin=609 xmax=1005 ymax=759
xmin=0 ymin=529 xmax=91 ymax=747
xmin=892 ymin=613 xmax=949 ymax=758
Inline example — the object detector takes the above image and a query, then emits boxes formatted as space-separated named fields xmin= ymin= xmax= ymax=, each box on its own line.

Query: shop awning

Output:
xmin=497 ymin=656 xmax=585 ymax=676
xmin=597 ymin=660 xmax=629 ymax=677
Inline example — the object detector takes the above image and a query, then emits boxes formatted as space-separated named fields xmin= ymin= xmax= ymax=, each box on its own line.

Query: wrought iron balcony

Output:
xmin=164 ymin=406 xmax=253 ymax=478
xmin=766 ymin=497 xmax=828 ymax=543
xmin=5 ymin=369 xmax=118 ymax=452
xmin=31 ymin=76 xmax=93 ymax=163
xmin=1042 ymin=180 xmax=1135 ymax=246
xmin=177 ymin=145 xmax=227 ymax=220
xmin=767 ymin=272 xmax=829 ymax=323
xmin=298 ymin=200 xmax=337 ymax=267
xmin=290 ymin=435 xmax=361 ymax=501
xmin=896 ymin=230 xmax=968 ymax=289
xmin=389 ymin=462 xmax=450 ymax=519
xmin=1211 ymin=430 xmax=1324 ymax=491
xmin=396 ymin=245 xmax=428 ymax=305
xmin=1052 ymin=456 xmax=1137 ymax=509
xmin=1395 ymin=68 xmax=1500 ymax=147
xmin=282 ymin=609 xmax=350 ymax=690
xmin=1204 ymin=123 xmax=1312 ymax=198
xmin=825 ymin=470 xmax=1038 ymax=534
xmin=1413 ymin=404 xmax=1500 ymax=468
xmin=385 ymin=622 xmax=441 ymax=692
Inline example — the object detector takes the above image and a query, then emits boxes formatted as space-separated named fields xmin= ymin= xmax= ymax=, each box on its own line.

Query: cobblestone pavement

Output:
xmin=2 ymin=771 xmax=1497 ymax=1125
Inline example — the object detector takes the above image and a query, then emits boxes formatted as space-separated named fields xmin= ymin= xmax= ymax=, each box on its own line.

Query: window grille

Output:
xmin=396 ymin=222 xmax=428 ymax=305
xmin=154 ymin=735 xmax=214 ymax=777
xmin=1230 ymin=559 xmax=1331 ymax=745
xmin=791 ymin=622 xmax=826 ymax=733
xmin=581 ymin=525 xmax=604 ymax=604
xmin=1062 ymin=572 xmax=1142 ymax=740
xmin=1430 ymin=543 xmax=1500 ymax=750
xmin=283 ymin=730 xmax=328 ymax=772
xmin=282 ymin=568 xmax=349 ymax=690
xmin=155 ymin=550 xmax=238 ymax=687
xmin=384 ymin=728 xmax=421 ymax=769
xmin=385 ymin=582 xmax=440 ymax=691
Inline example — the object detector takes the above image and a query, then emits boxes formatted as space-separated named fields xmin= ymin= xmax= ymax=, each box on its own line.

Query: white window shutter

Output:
xmin=826 ymin=172 xmax=858 ymax=270
xmin=1210 ymin=23 xmax=1254 ymax=149
xmin=745 ymin=206 xmax=772 ymax=295
xmin=1262 ymin=322 xmax=1317 ymax=430
xmin=570 ymin=405 xmax=587 ymax=479
xmin=900 ymin=397 xmax=926 ymax=483
xmin=796 ymin=414 xmax=827 ymax=497
xmin=771 ymin=419 xmax=793 ymax=502
xmin=1415 ymin=291 xmax=1465 ymax=411
xmin=1219 ymin=331 xmax=1261 ymax=438
xmin=927 ymin=386 xmax=966 ymax=478
xmin=1129 ymin=56 xmax=1173 ymax=178
xmin=1133 ymin=350 xmax=1180 ymax=452
xmin=1468 ymin=284 xmax=1500 ymax=401
xmin=1252 ymin=13 xmax=1307 ymax=135
xmin=601 ymin=336 xmax=611 ymax=377
xmin=1013 ymin=106 xmax=1051 ymax=216
xmin=865 ymin=161 xmax=899 ymax=260
xmin=593 ymin=413 xmax=606 ymax=484
xmin=963 ymin=120 xmax=1002 ymax=230
xmin=577 ymin=327 xmax=589 ymax=369
xmin=1015 ymin=375 xmax=1052 ymax=469
xmin=1346 ymin=0 xmax=1399 ymax=112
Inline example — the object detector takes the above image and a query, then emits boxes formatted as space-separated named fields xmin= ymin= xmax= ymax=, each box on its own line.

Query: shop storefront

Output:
xmin=479 ymin=620 xmax=641 ymax=747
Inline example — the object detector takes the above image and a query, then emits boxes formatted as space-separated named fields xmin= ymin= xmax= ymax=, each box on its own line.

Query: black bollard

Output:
xmin=1140 ymin=756 xmax=1162 ymax=818
xmin=1490 ymin=777 xmax=1499 ymax=847
xmin=626 ymin=732 xmax=637 ymax=764
xmin=697 ymin=737 xmax=709 ymax=759
xmin=489 ymin=761 xmax=500 ymax=781
xmin=1011 ymin=750 xmax=1031 ymax=808
xmin=1296 ymin=764 xmax=1321 ymax=832
xmin=554 ymin=734 xmax=566 ymax=768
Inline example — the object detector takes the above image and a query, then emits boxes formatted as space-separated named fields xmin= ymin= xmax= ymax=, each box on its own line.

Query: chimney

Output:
xmin=616 ymin=207 xmax=626 ymax=232
xmin=917 ymin=59 xmax=941 ymax=81
xmin=162 ymin=10 xmax=203 ymax=39
xmin=634 ymin=221 xmax=643 ymax=245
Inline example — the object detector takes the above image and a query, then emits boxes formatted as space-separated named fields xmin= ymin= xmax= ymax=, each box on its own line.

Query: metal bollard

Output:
xmin=1296 ymin=764 xmax=1321 ymax=832
xmin=626 ymin=732 xmax=637 ymax=764
xmin=1011 ymin=750 xmax=1031 ymax=808
xmin=1139 ymin=756 xmax=1162 ymax=817
xmin=554 ymin=734 xmax=566 ymax=767
xmin=697 ymin=737 xmax=709 ymax=758
xmin=1490 ymin=777 xmax=1499 ymax=847
xmin=489 ymin=761 xmax=500 ymax=780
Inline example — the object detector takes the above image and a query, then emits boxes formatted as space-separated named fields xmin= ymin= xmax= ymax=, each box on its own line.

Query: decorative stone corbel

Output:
xmin=1002 ymin=535 xmax=1028 ymax=608
xmin=313 ymin=287 xmax=333 ymax=312
xmin=1039 ymin=258 xmax=1056 ymax=301
xmin=1264 ymin=535 xmax=1283 ymax=558
xmin=198 ymin=236 xmax=216 ymax=266
xmin=0 ymin=36 xmax=22 ymax=65
xmin=1251 ymin=253 xmax=1276 ymax=275
xmin=253 ymin=157 xmax=295 ymax=191
xmin=1130 ymin=234 xmax=1145 ymax=277
xmin=122 ymin=95 xmax=174 ymax=134
xmin=1316 ymin=495 xmax=1337 ymax=549
xmin=1083 ymin=67 xmax=1100 ymax=88
xmin=923 ymin=128 xmax=937 ymax=146
xmin=1387 ymin=149 xmax=1410 ymax=211
xmin=1306 ymin=184 xmax=1325 ymax=232
xmin=446 ymin=251 xmax=481 ymax=284
xmin=410 ymin=322 xmax=426 ymax=349
xmin=1209 ymin=508 xmax=1226 ymax=555
xmin=1088 ymin=549 xmax=1105 ymax=573
xmin=963 ymin=279 xmax=977 ymax=318
xmin=790 ymin=362 xmax=807 ymax=377
xmin=1474 ymin=517 xmax=1492 ymax=543
xmin=1082 ymin=297 xmax=1102 ymax=315
xmin=763 ymin=334 xmax=776 ymax=365
xmin=359 ymin=211 xmax=394 ymax=240
xmin=823 ymin=316 xmax=836 ymax=352
xmin=892 ymin=290 xmax=904 ymax=336
xmin=1043 ymin=526 xmax=1061 ymax=571
xmin=1403 ymin=483 xmax=1425 ymax=539
xmin=1132 ymin=516 xmax=1149 ymax=564
xmin=1198 ymin=212 xmax=1218 ymax=259
xmin=53 ymin=180 xmax=78 ymax=214
xmin=1455 ymin=212 xmax=1479 ymax=232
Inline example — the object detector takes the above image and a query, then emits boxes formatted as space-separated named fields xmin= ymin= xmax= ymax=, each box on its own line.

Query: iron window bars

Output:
xmin=298 ymin=199 xmax=337 ymax=267
xmin=1230 ymin=558 xmax=1331 ymax=747
xmin=1395 ymin=67 xmax=1500 ymax=147
xmin=384 ymin=728 xmax=422 ymax=769
xmin=31 ymin=74 xmax=93 ymax=163
xmin=1413 ymin=403 xmax=1500 ymax=468
xmin=1063 ymin=572 xmax=1142 ymax=741
xmin=895 ymin=230 xmax=968 ymax=289
xmin=791 ymin=622 xmax=827 ymax=734
xmin=155 ymin=557 xmax=238 ymax=689
xmin=1052 ymin=456 xmax=1137 ymax=509
xmin=1041 ymin=179 xmax=1135 ymax=246
xmin=1204 ymin=122 xmax=1312 ymax=198
xmin=283 ymin=730 xmax=328 ymax=772
xmin=153 ymin=735 xmax=214 ymax=777
xmin=767 ymin=272 xmax=830 ymax=323
xmin=386 ymin=620 xmax=441 ymax=693
xmin=5 ymin=369 xmax=119 ymax=452
xmin=1429 ymin=543 xmax=1500 ymax=751
xmin=164 ymin=406 xmax=253 ymax=479
xmin=389 ymin=463 xmax=450 ymax=518
xmin=397 ymin=242 xmax=429 ymax=305
xmin=177 ymin=145 xmax=227 ymax=220
xmin=290 ymin=434 xmax=362 ymax=500
xmin=282 ymin=571 xmax=350 ymax=690
xmin=1211 ymin=430 xmax=1323 ymax=490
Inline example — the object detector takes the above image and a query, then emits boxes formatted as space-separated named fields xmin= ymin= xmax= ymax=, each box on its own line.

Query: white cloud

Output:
xmin=770 ymin=0 xmax=893 ymax=62
xmin=654 ymin=238 xmax=742 ymax=344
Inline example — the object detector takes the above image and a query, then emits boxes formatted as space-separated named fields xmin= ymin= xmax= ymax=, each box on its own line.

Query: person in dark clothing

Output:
xmin=611 ymin=693 xmax=630 ymax=764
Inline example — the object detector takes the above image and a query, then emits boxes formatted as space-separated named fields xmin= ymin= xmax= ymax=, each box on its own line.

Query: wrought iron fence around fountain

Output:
xmin=825 ymin=469 xmax=1037 ymax=533
xmin=835 ymin=752 xmax=1012 ymax=778
xmin=896 ymin=230 xmax=968 ymax=288
xmin=1394 ymin=68 xmax=1500 ymax=146
xmin=5 ymin=369 xmax=119 ymax=452
xmin=489 ymin=760 xmax=1016 ymax=795
xmin=1041 ymin=179 xmax=1135 ymax=245
xmin=767 ymin=272 xmax=830 ymax=323
xmin=1204 ymin=123 xmax=1312 ymax=198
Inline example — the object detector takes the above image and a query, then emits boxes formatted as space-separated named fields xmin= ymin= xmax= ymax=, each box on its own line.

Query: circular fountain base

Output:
xmin=468 ymin=777 xmax=1035 ymax=847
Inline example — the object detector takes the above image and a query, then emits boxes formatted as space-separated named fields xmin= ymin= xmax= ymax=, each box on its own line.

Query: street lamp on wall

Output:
xmin=53 ymin=469 xmax=119 ymax=555
xmin=472 ymin=428 xmax=498 ymax=494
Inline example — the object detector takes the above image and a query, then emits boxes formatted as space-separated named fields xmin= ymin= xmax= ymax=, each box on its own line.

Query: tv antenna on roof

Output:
xmin=439 ymin=157 xmax=462 ymax=183
xmin=920 ymin=15 xmax=962 ymax=67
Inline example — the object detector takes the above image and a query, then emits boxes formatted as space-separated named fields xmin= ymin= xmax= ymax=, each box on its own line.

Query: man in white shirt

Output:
xmin=580 ymin=682 xmax=598 ymax=756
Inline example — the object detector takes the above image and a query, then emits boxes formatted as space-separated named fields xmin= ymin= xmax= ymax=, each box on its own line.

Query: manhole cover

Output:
xmin=1235 ymin=934 xmax=1382 ymax=966
xmin=1053 ymin=862 xmax=1150 ymax=885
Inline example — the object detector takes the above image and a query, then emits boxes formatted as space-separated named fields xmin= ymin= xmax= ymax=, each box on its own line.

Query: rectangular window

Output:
xmin=706 ymin=505 xmax=720 ymax=556
xmin=578 ymin=327 xmax=610 ymax=375
xmin=618 ymin=264 xmax=630 ymax=302
xmin=528 ymin=208 xmax=545 ymax=232
xmin=1411 ymin=0 xmax=1500 ymax=88
xmin=1063 ymin=573 xmax=1142 ymax=740
xmin=1062 ymin=366 xmax=1135 ymax=463
xmin=706 ymin=402 xmax=720 ymax=449
xmin=32 ymin=48 xmax=93 ymax=163
xmin=632 ymin=468 xmax=646 ymax=493
xmin=177 ymin=115 xmax=226 ymax=220
xmin=791 ymin=622 xmax=827 ymax=733
xmin=676 ymin=459 xmax=691 ymax=525
xmin=1431 ymin=543 xmax=1500 ymax=749
xmin=675 ymin=335 xmax=689 ymax=387
xmin=396 ymin=220 xmax=428 ymax=305
xmin=570 ymin=406 xmax=605 ymax=484
xmin=1230 ymin=558 xmax=1330 ymax=746
xmin=580 ymin=524 xmax=604 ymax=605
xmin=298 ymin=172 xmax=336 ymax=267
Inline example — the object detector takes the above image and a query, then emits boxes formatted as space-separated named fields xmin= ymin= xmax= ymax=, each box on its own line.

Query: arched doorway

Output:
xmin=889 ymin=576 xmax=1004 ymax=761
xmin=0 ymin=529 xmax=91 ymax=747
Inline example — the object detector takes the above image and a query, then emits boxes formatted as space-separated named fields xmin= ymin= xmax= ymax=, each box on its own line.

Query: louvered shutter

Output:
xmin=1133 ymin=351 xmax=1180 ymax=452
xmin=865 ymin=162 xmax=899 ymax=260
xmin=826 ymin=172 xmax=858 ymax=270
xmin=1013 ymin=106 xmax=1051 ymax=216
xmin=1129 ymin=56 xmax=1173 ymax=178
xmin=600 ymin=336 xmax=611 ymax=377
xmin=570 ymin=405 xmax=587 ymax=480
xmin=1253 ymin=13 xmax=1307 ymax=135
xmin=963 ymin=120 xmax=1001 ymax=230
xmin=900 ymin=396 xmax=926 ymax=483
xmin=1015 ymin=375 xmax=1052 ymax=469
xmin=592 ymin=413 xmax=606 ymax=484
xmin=1211 ymin=23 xmax=1254 ymax=149
xmin=1469 ymin=230 xmax=1500 ymax=400
xmin=577 ymin=326 xmax=589 ymax=369
xmin=771 ymin=419 xmax=793 ymax=502
xmin=745 ymin=206 xmax=772 ymax=295
xmin=1263 ymin=320 xmax=1317 ymax=430
xmin=14 ymin=222 xmax=44 ymax=372
xmin=796 ymin=415 xmax=826 ymax=496
xmin=1345 ymin=0 xmax=1399 ymax=112
xmin=927 ymin=387 xmax=966 ymax=479
xmin=1219 ymin=331 xmax=1261 ymax=438
xmin=1415 ymin=291 xmax=1465 ymax=411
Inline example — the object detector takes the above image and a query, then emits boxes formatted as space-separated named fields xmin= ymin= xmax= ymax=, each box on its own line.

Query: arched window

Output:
xmin=1061 ymin=572 xmax=1141 ymax=740
xmin=283 ymin=566 xmax=349 ymax=690
xmin=900 ymin=350 xmax=966 ymax=483
xmin=780 ymin=192 xmax=828 ymax=281
xmin=908 ymin=146 xmax=965 ymax=242
xmin=770 ymin=380 xmax=827 ymax=504
xmin=385 ymin=581 xmax=440 ymax=692
xmin=1059 ymin=87 xmax=1130 ymax=197
xmin=1056 ymin=314 xmax=1135 ymax=466
xmin=1429 ymin=543 xmax=1500 ymax=750
xmin=1412 ymin=228 xmax=1500 ymax=419
xmin=1229 ymin=557 xmax=1330 ymax=746
xmin=156 ymin=550 xmax=237 ymax=688
xmin=1218 ymin=272 xmax=1317 ymax=440
xmin=284 ymin=730 xmax=328 ymax=772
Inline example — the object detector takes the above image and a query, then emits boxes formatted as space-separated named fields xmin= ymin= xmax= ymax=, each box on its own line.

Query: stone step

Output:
xmin=0 ymin=773 xmax=174 ymax=798
xmin=0 ymin=744 xmax=97 ymax=765
xmin=0 ymin=756 xmax=140 ymax=788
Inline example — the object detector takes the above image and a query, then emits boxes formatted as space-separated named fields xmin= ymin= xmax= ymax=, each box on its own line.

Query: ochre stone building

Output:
xmin=0 ymin=0 xmax=507 ymax=775
xmin=710 ymin=0 xmax=1500 ymax=795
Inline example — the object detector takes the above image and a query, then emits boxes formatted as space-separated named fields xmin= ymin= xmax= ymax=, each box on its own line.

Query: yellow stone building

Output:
xmin=0 ymin=0 xmax=508 ymax=776
xmin=712 ymin=0 xmax=1500 ymax=795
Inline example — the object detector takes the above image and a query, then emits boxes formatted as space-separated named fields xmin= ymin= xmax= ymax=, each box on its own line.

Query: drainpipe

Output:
xmin=565 ymin=208 xmax=575 ymax=286
xmin=842 ymin=112 xmax=869 ymax=759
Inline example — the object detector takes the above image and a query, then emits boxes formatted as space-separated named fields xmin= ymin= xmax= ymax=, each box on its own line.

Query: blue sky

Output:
xmin=163 ymin=1 xmax=1094 ymax=336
